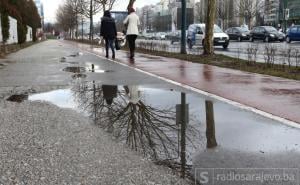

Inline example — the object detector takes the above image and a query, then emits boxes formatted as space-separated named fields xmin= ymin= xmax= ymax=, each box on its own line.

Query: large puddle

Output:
xmin=28 ymin=82 xmax=300 ymax=184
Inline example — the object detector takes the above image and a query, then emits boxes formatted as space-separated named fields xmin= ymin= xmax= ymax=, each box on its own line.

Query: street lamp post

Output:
xmin=283 ymin=0 xmax=288 ymax=33
xmin=181 ymin=0 xmax=187 ymax=54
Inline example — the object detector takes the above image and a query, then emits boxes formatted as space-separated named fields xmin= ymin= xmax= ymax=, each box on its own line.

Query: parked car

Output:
xmin=93 ymin=35 xmax=101 ymax=42
xmin=142 ymin=33 xmax=154 ymax=40
xmin=286 ymin=25 xmax=300 ymax=43
xmin=155 ymin=32 xmax=166 ymax=40
xmin=250 ymin=26 xmax=285 ymax=42
xmin=225 ymin=27 xmax=250 ymax=41
xmin=166 ymin=31 xmax=181 ymax=44
xmin=187 ymin=24 xmax=229 ymax=49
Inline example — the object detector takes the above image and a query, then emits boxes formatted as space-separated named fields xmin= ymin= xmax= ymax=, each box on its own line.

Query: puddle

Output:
xmin=63 ymin=65 xmax=113 ymax=78
xmin=0 ymin=61 xmax=9 ymax=68
xmin=72 ymin=73 xmax=87 ymax=79
xmin=68 ymin=52 xmax=83 ymax=57
xmin=261 ymin=78 xmax=288 ymax=83
xmin=27 ymin=83 xmax=300 ymax=183
xmin=139 ymin=55 xmax=162 ymax=60
xmin=90 ymin=69 xmax=114 ymax=73
xmin=63 ymin=67 xmax=86 ymax=73
xmin=67 ymin=61 xmax=80 ymax=65
xmin=6 ymin=94 xmax=28 ymax=103
xmin=85 ymin=63 xmax=114 ymax=73
xmin=60 ymin=57 xmax=67 ymax=63
xmin=221 ymin=73 xmax=254 ymax=84
xmin=261 ymin=88 xmax=300 ymax=96
xmin=29 ymin=89 xmax=78 ymax=109
xmin=28 ymin=85 xmax=300 ymax=155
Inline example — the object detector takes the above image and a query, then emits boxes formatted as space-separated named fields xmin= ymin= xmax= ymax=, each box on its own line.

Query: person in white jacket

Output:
xmin=123 ymin=8 xmax=140 ymax=59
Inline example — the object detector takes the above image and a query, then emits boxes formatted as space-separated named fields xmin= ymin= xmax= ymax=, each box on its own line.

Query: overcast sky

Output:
xmin=42 ymin=0 xmax=161 ymax=23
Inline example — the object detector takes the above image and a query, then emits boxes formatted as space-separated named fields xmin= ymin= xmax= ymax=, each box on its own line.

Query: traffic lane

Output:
xmin=138 ymin=38 xmax=299 ymax=55
xmin=136 ymin=39 xmax=299 ymax=66
xmin=137 ymin=39 xmax=300 ymax=52
xmin=226 ymin=40 xmax=300 ymax=52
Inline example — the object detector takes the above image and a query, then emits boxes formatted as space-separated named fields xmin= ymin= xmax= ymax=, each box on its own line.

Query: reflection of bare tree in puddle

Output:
xmin=72 ymin=83 xmax=199 ymax=178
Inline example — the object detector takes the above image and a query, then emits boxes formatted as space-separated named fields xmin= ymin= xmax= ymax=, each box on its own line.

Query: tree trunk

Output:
xmin=127 ymin=0 xmax=136 ymax=12
xmin=180 ymin=0 xmax=187 ymax=54
xmin=76 ymin=13 xmax=78 ymax=39
xmin=248 ymin=17 xmax=252 ymax=29
xmin=180 ymin=93 xmax=187 ymax=178
xmin=205 ymin=100 xmax=217 ymax=148
xmin=203 ymin=0 xmax=216 ymax=55
xmin=102 ymin=2 xmax=106 ymax=12
xmin=81 ymin=17 xmax=84 ymax=41
xmin=89 ymin=0 xmax=93 ymax=41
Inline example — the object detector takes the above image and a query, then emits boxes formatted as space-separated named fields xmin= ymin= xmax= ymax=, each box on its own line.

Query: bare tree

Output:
xmin=72 ymin=83 xmax=199 ymax=160
xmin=127 ymin=0 xmax=136 ymax=11
xmin=95 ymin=0 xmax=118 ymax=11
xmin=67 ymin=0 xmax=85 ymax=39
xmin=56 ymin=3 xmax=77 ymax=38
xmin=194 ymin=1 xmax=206 ymax=23
xmin=203 ymin=0 xmax=217 ymax=55
xmin=216 ymin=0 xmax=228 ymax=30
xmin=234 ymin=0 xmax=264 ymax=29
xmin=80 ymin=0 xmax=101 ymax=41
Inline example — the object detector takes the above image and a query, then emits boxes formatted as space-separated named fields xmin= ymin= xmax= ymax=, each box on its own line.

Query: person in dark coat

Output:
xmin=102 ymin=85 xmax=118 ymax=105
xmin=100 ymin=10 xmax=117 ymax=59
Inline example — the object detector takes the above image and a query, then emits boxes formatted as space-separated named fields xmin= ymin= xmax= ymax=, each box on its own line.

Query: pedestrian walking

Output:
xmin=123 ymin=8 xmax=140 ymax=59
xmin=100 ymin=10 xmax=117 ymax=59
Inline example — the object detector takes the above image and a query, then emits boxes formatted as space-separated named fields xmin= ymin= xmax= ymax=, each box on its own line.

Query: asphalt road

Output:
xmin=0 ymin=40 xmax=299 ymax=185
xmin=137 ymin=39 xmax=300 ymax=65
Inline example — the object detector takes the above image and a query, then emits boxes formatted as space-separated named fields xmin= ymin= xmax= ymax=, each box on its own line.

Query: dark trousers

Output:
xmin=105 ymin=38 xmax=115 ymax=57
xmin=127 ymin=35 xmax=137 ymax=58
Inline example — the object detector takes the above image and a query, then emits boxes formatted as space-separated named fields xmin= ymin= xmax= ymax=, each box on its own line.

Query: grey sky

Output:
xmin=42 ymin=0 xmax=161 ymax=23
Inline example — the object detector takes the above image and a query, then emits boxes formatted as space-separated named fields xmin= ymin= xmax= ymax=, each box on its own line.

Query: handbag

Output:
xmin=115 ymin=39 xmax=121 ymax=50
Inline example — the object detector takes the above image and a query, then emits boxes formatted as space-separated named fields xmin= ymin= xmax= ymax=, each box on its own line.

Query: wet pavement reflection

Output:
xmin=28 ymin=82 xmax=300 ymax=183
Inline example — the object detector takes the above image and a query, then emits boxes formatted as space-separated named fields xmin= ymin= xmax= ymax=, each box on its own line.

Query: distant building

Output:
xmin=152 ymin=1 xmax=172 ymax=32
xmin=78 ymin=21 xmax=97 ymax=35
xmin=111 ymin=11 xmax=128 ymax=32
xmin=195 ymin=0 xmax=240 ymax=30
xmin=279 ymin=0 xmax=300 ymax=28
xmin=264 ymin=0 xmax=280 ymax=26
xmin=286 ymin=0 xmax=300 ymax=24
xmin=138 ymin=5 xmax=155 ymax=33
xmin=7 ymin=16 xmax=18 ymax=44
xmin=136 ymin=0 xmax=195 ymax=32
xmin=26 ymin=26 xmax=33 ymax=42
xmin=168 ymin=0 xmax=195 ymax=31
xmin=34 ymin=0 xmax=44 ymax=29
xmin=194 ymin=0 xmax=207 ymax=23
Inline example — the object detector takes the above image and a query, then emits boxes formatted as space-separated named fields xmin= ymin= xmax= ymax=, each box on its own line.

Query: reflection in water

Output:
xmin=180 ymin=93 xmax=187 ymax=178
xmin=203 ymin=65 xmax=213 ymax=82
xmin=71 ymin=82 xmax=200 ymax=178
xmin=102 ymin=85 xmax=118 ymax=105
xmin=28 ymin=82 xmax=300 ymax=183
xmin=205 ymin=100 xmax=218 ymax=148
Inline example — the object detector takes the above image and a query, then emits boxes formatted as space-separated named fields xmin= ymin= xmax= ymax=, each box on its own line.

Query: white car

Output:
xmin=155 ymin=32 xmax=166 ymax=40
xmin=187 ymin=24 xmax=230 ymax=49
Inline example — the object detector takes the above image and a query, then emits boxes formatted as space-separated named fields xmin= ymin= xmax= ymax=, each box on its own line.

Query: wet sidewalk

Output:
xmin=70 ymin=41 xmax=300 ymax=124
